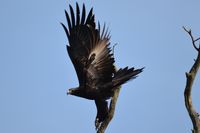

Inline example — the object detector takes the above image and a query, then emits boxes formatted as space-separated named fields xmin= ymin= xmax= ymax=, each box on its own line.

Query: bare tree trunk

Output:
xmin=183 ymin=27 xmax=200 ymax=133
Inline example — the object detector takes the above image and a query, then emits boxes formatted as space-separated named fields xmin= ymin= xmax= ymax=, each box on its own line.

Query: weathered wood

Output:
xmin=183 ymin=27 xmax=200 ymax=133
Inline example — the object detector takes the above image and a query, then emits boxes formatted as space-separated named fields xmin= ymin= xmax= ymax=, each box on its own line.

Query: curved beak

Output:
xmin=67 ymin=89 xmax=71 ymax=95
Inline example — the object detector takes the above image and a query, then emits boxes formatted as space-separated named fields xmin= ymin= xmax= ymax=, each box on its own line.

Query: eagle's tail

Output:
xmin=112 ymin=67 xmax=144 ymax=88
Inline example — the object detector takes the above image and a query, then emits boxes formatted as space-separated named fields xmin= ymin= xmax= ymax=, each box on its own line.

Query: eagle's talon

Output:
xmin=95 ymin=118 xmax=101 ymax=130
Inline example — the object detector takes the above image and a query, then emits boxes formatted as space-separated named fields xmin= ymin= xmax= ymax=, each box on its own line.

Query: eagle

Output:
xmin=61 ymin=3 xmax=143 ymax=128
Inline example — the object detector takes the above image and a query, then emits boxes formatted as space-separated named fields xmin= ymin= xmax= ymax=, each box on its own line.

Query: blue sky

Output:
xmin=1 ymin=0 xmax=200 ymax=133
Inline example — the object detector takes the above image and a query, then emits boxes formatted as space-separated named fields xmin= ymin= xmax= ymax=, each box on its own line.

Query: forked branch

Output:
xmin=183 ymin=27 xmax=200 ymax=133
xmin=183 ymin=26 xmax=200 ymax=51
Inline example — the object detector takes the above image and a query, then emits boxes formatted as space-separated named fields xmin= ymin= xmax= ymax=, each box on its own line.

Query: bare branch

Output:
xmin=194 ymin=37 xmax=200 ymax=43
xmin=112 ymin=43 xmax=118 ymax=57
xmin=184 ymin=27 xmax=200 ymax=133
xmin=183 ymin=26 xmax=199 ymax=51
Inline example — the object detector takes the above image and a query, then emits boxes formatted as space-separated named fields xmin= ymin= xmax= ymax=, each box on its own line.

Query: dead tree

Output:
xmin=183 ymin=27 xmax=200 ymax=133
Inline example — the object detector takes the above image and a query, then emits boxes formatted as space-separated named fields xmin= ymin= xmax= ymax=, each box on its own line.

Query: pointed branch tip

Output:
xmin=183 ymin=26 xmax=199 ymax=51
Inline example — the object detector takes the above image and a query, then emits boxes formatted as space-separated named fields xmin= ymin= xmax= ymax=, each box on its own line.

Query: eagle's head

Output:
xmin=67 ymin=87 xmax=79 ymax=95
xmin=67 ymin=87 xmax=86 ymax=98
xmin=67 ymin=87 xmax=94 ymax=100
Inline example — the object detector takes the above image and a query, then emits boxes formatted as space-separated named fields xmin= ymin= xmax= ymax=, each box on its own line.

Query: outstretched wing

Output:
xmin=61 ymin=3 xmax=115 ymax=87
xmin=86 ymin=24 xmax=115 ymax=88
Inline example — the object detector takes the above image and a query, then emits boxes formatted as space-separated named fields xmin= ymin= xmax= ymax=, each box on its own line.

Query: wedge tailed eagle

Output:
xmin=61 ymin=3 xmax=143 ymax=127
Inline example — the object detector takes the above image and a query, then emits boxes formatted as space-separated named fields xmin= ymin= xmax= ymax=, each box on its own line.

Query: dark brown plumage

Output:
xmin=61 ymin=3 xmax=143 ymax=127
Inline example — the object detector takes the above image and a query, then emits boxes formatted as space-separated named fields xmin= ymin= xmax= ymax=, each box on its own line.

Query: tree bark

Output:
xmin=183 ymin=27 xmax=200 ymax=133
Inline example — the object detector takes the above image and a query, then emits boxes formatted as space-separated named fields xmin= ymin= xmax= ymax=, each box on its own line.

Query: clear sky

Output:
xmin=1 ymin=0 xmax=200 ymax=133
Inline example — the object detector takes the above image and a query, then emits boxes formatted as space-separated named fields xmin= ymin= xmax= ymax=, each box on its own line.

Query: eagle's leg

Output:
xmin=94 ymin=100 xmax=109 ymax=130
xmin=95 ymin=117 xmax=101 ymax=130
